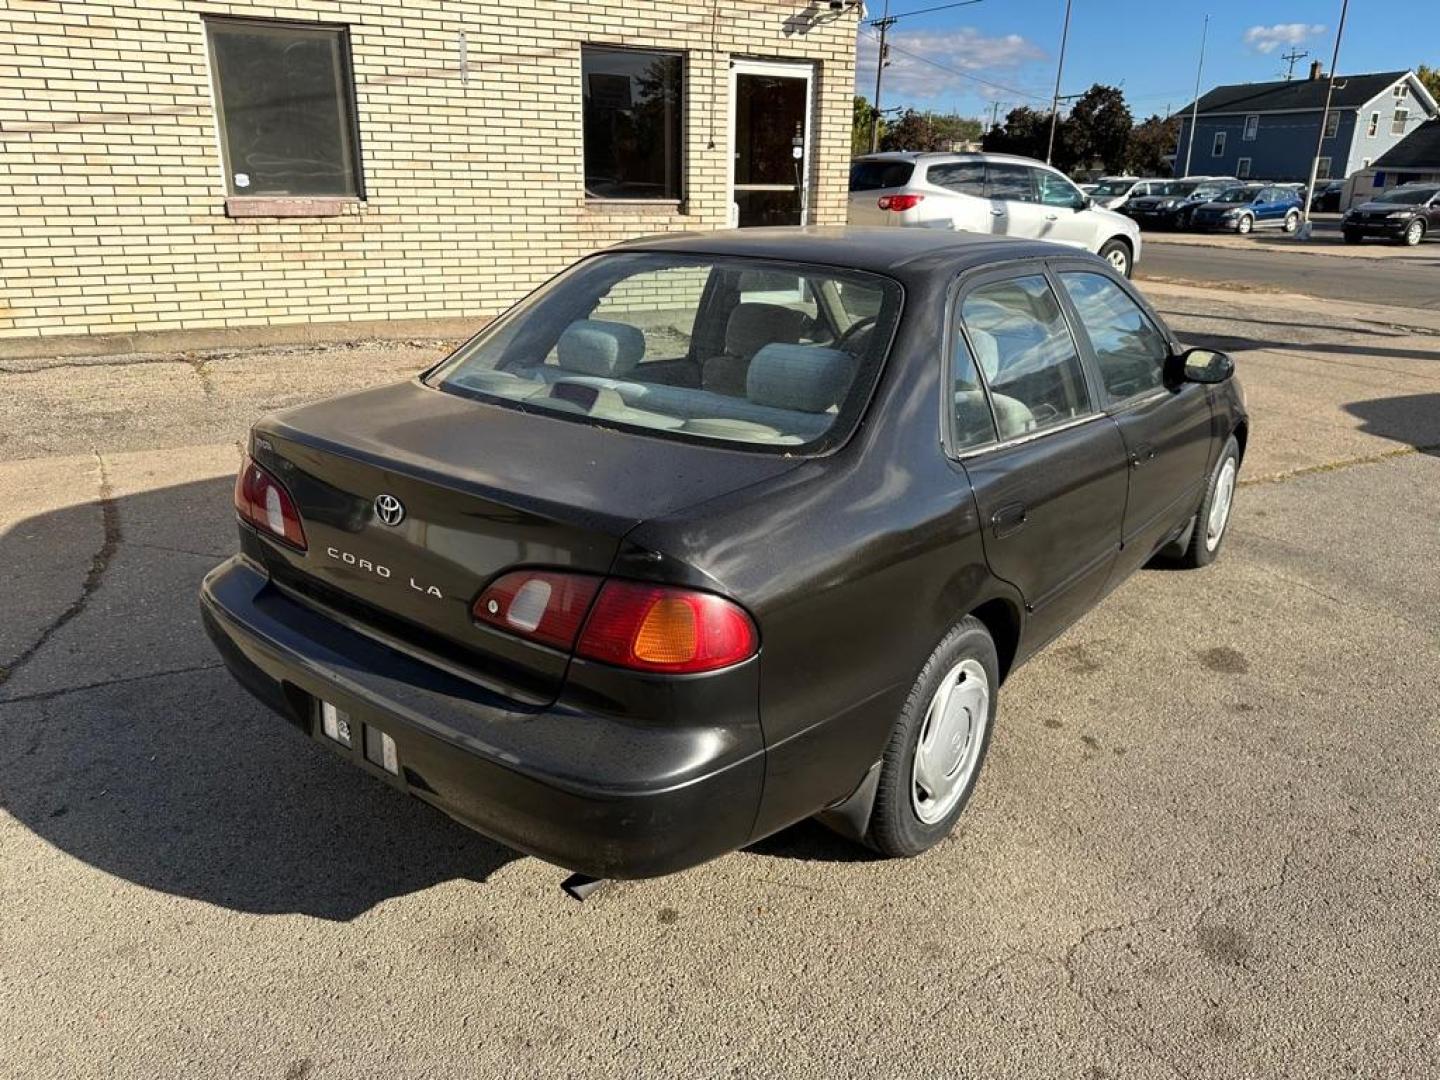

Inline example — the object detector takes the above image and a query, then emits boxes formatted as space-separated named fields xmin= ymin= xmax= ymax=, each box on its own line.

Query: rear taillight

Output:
xmin=234 ymin=454 xmax=307 ymax=550
xmin=472 ymin=571 xmax=758 ymax=674
xmin=878 ymin=193 xmax=924 ymax=211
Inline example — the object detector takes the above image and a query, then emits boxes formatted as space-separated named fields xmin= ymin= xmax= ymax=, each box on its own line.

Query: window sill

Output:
xmin=584 ymin=198 xmax=687 ymax=214
xmin=225 ymin=196 xmax=360 ymax=219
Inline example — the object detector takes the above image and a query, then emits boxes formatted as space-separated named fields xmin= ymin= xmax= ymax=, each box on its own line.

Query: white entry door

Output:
xmin=728 ymin=60 xmax=814 ymax=228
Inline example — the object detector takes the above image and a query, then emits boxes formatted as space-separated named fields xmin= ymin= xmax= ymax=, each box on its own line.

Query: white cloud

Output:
xmin=1243 ymin=23 xmax=1327 ymax=55
xmin=854 ymin=28 xmax=1047 ymax=103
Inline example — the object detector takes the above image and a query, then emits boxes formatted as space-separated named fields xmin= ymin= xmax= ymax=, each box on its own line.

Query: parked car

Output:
xmin=849 ymin=152 xmax=1142 ymax=277
xmin=1190 ymin=184 xmax=1303 ymax=234
xmin=1341 ymin=183 xmax=1440 ymax=245
xmin=1309 ymin=181 xmax=1345 ymax=212
xmin=1121 ymin=178 xmax=1234 ymax=230
xmin=200 ymin=228 xmax=1247 ymax=888
xmin=1087 ymin=176 xmax=1170 ymax=210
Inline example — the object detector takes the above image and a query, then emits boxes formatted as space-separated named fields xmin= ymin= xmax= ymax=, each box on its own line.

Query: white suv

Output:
xmin=848 ymin=152 xmax=1143 ymax=277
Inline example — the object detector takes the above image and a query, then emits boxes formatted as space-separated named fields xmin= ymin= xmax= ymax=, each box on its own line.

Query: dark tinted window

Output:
xmin=927 ymin=161 xmax=984 ymax=195
xmin=849 ymin=161 xmax=915 ymax=191
xmin=206 ymin=19 xmax=360 ymax=197
xmin=986 ymin=164 xmax=1036 ymax=203
xmin=582 ymin=47 xmax=683 ymax=200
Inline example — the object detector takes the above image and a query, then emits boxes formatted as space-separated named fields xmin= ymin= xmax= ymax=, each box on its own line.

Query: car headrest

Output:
xmin=556 ymin=319 xmax=645 ymax=378
xmin=968 ymin=328 xmax=1000 ymax=381
xmin=747 ymin=344 xmax=856 ymax=414
xmin=725 ymin=303 xmax=809 ymax=359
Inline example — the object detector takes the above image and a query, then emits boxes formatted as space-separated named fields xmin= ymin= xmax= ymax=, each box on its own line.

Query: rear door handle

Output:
xmin=1130 ymin=443 xmax=1158 ymax=468
xmin=991 ymin=503 xmax=1029 ymax=538
xmin=990 ymin=207 xmax=1005 ymax=216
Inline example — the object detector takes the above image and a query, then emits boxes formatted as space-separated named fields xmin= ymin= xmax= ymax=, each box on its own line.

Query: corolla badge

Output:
xmin=374 ymin=493 xmax=405 ymax=526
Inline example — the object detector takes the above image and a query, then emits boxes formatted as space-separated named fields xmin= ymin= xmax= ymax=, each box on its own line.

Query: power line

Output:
xmin=858 ymin=26 xmax=1050 ymax=104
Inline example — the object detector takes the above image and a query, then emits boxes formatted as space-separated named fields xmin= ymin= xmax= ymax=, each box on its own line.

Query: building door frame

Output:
xmin=727 ymin=58 xmax=815 ymax=228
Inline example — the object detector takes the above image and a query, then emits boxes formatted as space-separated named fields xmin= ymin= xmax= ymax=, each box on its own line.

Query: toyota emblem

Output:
xmin=374 ymin=493 xmax=405 ymax=526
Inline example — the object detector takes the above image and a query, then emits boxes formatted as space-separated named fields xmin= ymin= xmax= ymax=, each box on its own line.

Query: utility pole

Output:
xmin=1280 ymin=48 xmax=1308 ymax=80
xmin=1045 ymin=0 xmax=1073 ymax=165
xmin=1181 ymin=14 xmax=1209 ymax=178
xmin=1299 ymin=0 xmax=1349 ymax=238
xmin=989 ymin=100 xmax=1003 ymax=132
xmin=868 ymin=0 xmax=987 ymax=154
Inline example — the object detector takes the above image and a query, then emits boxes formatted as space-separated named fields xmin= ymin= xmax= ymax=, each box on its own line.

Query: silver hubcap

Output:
xmin=1407 ymin=221 xmax=1422 ymax=244
xmin=1206 ymin=456 xmax=1237 ymax=551
xmin=1238 ymin=216 xmax=1252 ymax=233
xmin=911 ymin=658 xmax=989 ymax=824
xmin=1286 ymin=213 xmax=1297 ymax=232
xmin=1106 ymin=247 xmax=1129 ymax=274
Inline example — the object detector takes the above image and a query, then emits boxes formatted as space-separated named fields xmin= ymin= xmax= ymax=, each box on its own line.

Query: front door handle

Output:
xmin=990 ymin=207 xmax=1005 ymax=216
xmin=1044 ymin=213 xmax=1058 ymax=221
xmin=1129 ymin=443 xmax=1158 ymax=468
xmin=991 ymin=503 xmax=1029 ymax=538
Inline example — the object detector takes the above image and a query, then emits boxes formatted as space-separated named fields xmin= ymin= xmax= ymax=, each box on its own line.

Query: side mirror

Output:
xmin=1176 ymin=347 xmax=1234 ymax=384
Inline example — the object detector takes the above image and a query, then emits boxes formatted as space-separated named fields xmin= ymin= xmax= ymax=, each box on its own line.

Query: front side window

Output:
xmin=960 ymin=276 xmax=1091 ymax=441
xmin=206 ymin=18 xmax=361 ymax=197
xmin=582 ymin=47 xmax=683 ymax=200
xmin=986 ymin=163 xmax=1036 ymax=202
xmin=1243 ymin=114 xmax=1259 ymax=141
xmin=1037 ymin=171 xmax=1083 ymax=207
xmin=1323 ymin=110 xmax=1340 ymax=138
xmin=927 ymin=161 xmax=985 ymax=196
xmin=1212 ymin=131 xmax=1227 ymax=157
xmin=1059 ymin=272 xmax=1169 ymax=401
xmin=429 ymin=253 xmax=902 ymax=453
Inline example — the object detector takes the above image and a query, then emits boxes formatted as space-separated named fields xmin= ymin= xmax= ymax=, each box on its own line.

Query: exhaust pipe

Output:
xmin=560 ymin=872 xmax=608 ymax=902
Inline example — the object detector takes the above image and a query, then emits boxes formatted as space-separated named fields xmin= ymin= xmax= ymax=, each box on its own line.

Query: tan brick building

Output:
xmin=0 ymin=0 xmax=861 ymax=346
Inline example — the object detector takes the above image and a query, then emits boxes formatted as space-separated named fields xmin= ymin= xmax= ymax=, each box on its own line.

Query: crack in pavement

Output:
xmin=1240 ymin=444 xmax=1439 ymax=488
xmin=6 ymin=661 xmax=226 ymax=713
xmin=0 ymin=452 xmax=121 ymax=688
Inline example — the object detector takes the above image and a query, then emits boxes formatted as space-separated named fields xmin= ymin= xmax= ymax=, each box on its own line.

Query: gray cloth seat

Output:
xmin=700 ymin=303 xmax=812 ymax=396
xmin=964 ymin=328 xmax=1034 ymax=440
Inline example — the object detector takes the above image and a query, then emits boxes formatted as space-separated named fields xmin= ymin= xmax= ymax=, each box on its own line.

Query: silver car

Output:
xmin=848 ymin=152 xmax=1142 ymax=277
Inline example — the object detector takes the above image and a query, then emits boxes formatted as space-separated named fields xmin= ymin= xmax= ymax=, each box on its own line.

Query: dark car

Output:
xmin=1121 ymin=178 xmax=1232 ymax=230
xmin=1309 ymin=180 xmax=1345 ymax=213
xmin=1342 ymin=184 xmax=1440 ymax=246
xmin=1191 ymin=184 xmax=1303 ymax=234
xmin=201 ymin=228 xmax=1248 ymax=889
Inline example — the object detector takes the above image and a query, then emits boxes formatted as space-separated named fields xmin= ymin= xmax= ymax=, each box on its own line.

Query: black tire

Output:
xmin=1177 ymin=435 xmax=1240 ymax=569
xmin=1098 ymin=238 xmax=1133 ymax=278
xmin=1343 ymin=229 xmax=1364 ymax=245
xmin=1400 ymin=219 xmax=1425 ymax=247
xmin=868 ymin=617 xmax=998 ymax=858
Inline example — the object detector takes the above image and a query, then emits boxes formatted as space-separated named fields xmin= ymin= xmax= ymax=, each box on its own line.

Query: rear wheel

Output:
xmin=1236 ymin=214 xmax=1254 ymax=235
xmin=868 ymin=618 xmax=997 ymax=858
xmin=1401 ymin=219 xmax=1425 ymax=246
xmin=1283 ymin=210 xmax=1300 ymax=233
xmin=1177 ymin=436 xmax=1240 ymax=569
xmin=1098 ymin=238 xmax=1133 ymax=277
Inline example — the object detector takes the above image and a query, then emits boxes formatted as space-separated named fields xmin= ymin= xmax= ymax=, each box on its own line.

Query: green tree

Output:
xmin=853 ymin=95 xmax=882 ymax=155
xmin=1417 ymin=65 xmax=1440 ymax=104
xmin=1065 ymin=84 xmax=1132 ymax=174
xmin=981 ymin=106 xmax=1053 ymax=161
xmin=879 ymin=108 xmax=984 ymax=153
xmin=1127 ymin=114 xmax=1181 ymax=176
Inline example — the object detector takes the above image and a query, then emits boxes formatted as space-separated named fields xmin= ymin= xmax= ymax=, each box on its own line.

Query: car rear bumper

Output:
xmin=199 ymin=556 xmax=765 ymax=880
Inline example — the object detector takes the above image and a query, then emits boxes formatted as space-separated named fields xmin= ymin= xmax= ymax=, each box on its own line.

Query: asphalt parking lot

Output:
xmin=2 ymin=281 xmax=1438 ymax=1078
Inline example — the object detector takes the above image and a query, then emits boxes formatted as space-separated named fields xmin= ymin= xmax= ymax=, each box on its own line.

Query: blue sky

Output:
xmin=854 ymin=1 xmax=1428 ymax=121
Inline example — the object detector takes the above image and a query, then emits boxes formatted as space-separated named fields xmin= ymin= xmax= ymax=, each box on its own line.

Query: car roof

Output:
xmin=612 ymin=226 xmax=1075 ymax=280
xmin=854 ymin=151 xmax=1066 ymax=172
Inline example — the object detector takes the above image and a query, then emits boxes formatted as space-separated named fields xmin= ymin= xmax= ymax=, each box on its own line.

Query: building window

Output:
xmin=1392 ymin=108 xmax=1409 ymax=135
xmin=1394 ymin=84 xmax=1409 ymax=100
xmin=1316 ymin=157 xmax=1332 ymax=180
xmin=1243 ymin=114 xmax=1258 ymax=141
xmin=581 ymin=46 xmax=683 ymax=201
xmin=1236 ymin=157 xmax=1251 ymax=179
xmin=1212 ymin=131 xmax=1226 ymax=157
xmin=205 ymin=18 xmax=361 ymax=198
xmin=1367 ymin=112 xmax=1380 ymax=137
xmin=1323 ymin=110 xmax=1340 ymax=138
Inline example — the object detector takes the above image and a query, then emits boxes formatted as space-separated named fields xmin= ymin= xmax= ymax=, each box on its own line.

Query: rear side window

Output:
xmin=927 ymin=161 xmax=984 ymax=196
xmin=850 ymin=161 xmax=914 ymax=191
xmin=1059 ymin=272 xmax=1169 ymax=401
xmin=429 ymin=253 xmax=903 ymax=454
xmin=960 ymin=276 xmax=1091 ymax=440
xmin=986 ymin=164 xmax=1036 ymax=203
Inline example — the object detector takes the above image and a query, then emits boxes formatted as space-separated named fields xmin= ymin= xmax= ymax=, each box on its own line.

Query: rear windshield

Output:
xmin=427 ymin=253 xmax=903 ymax=453
xmin=849 ymin=160 xmax=915 ymax=191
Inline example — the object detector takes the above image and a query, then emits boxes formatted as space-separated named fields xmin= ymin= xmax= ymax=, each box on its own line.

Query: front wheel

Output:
xmin=1283 ymin=210 xmax=1300 ymax=233
xmin=1236 ymin=214 xmax=1254 ymax=235
xmin=1401 ymin=219 xmax=1425 ymax=246
xmin=1098 ymin=238 xmax=1133 ymax=278
xmin=868 ymin=618 xmax=998 ymax=858
xmin=1177 ymin=435 xmax=1240 ymax=569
